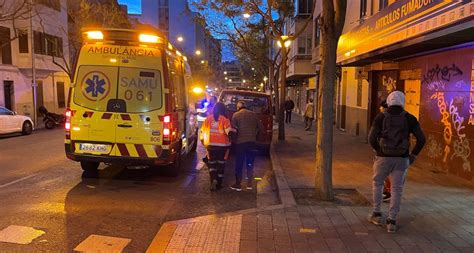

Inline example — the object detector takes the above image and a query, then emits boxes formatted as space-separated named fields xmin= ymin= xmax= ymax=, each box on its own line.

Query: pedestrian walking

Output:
xmin=379 ymin=99 xmax=392 ymax=203
xmin=230 ymin=101 xmax=264 ymax=191
xmin=304 ymin=99 xmax=314 ymax=131
xmin=284 ymin=97 xmax=295 ymax=124
xmin=367 ymin=91 xmax=425 ymax=233
xmin=199 ymin=102 xmax=235 ymax=191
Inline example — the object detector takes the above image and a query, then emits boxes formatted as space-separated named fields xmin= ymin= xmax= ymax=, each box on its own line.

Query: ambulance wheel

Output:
xmin=81 ymin=161 xmax=99 ymax=172
xmin=164 ymin=153 xmax=181 ymax=177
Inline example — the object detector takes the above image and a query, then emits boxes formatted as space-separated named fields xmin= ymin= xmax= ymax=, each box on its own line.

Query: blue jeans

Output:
xmin=235 ymin=142 xmax=256 ymax=184
xmin=372 ymin=156 xmax=409 ymax=221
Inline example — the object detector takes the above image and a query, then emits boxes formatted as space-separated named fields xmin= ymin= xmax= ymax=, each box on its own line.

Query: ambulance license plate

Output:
xmin=79 ymin=143 xmax=108 ymax=153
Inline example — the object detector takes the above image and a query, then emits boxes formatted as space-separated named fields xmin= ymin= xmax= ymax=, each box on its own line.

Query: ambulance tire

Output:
xmin=80 ymin=161 xmax=99 ymax=172
xmin=164 ymin=153 xmax=181 ymax=177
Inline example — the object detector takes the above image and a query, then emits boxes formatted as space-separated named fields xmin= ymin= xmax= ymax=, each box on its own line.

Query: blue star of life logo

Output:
xmin=85 ymin=75 xmax=106 ymax=97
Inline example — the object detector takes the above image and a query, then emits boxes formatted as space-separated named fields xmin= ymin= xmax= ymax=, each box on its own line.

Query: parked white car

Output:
xmin=0 ymin=106 xmax=34 ymax=135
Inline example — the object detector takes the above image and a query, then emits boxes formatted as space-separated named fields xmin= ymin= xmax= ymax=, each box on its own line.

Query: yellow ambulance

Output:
xmin=65 ymin=28 xmax=198 ymax=176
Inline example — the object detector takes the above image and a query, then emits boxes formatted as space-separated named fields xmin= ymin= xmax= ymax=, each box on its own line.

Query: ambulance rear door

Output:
xmin=114 ymin=47 xmax=165 ymax=159
xmin=71 ymin=57 xmax=119 ymax=156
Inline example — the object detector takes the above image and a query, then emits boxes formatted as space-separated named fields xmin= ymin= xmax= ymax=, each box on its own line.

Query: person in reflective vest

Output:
xmin=200 ymin=102 xmax=235 ymax=191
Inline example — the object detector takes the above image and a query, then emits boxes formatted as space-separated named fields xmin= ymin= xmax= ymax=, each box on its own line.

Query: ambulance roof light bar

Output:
xmin=85 ymin=31 xmax=104 ymax=40
xmin=139 ymin=33 xmax=161 ymax=44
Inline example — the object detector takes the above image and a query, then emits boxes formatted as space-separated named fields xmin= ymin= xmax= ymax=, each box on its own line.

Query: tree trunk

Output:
xmin=278 ymin=46 xmax=287 ymax=140
xmin=273 ymin=67 xmax=280 ymax=118
xmin=315 ymin=32 xmax=337 ymax=201
xmin=315 ymin=0 xmax=347 ymax=201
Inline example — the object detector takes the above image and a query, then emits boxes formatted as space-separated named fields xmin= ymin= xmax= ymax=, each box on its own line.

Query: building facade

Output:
xmin=285 ymin=0 xmax=318 ymax=115
xmin=0 ymin=0 xmax=70 ymax=122
xmin=222 ymin=61 xmax=244 ymax=89
xmin=323 ymin=0 xmax=474 ymax=181
xmin=120 ymin=0 xmax=222 ymax=83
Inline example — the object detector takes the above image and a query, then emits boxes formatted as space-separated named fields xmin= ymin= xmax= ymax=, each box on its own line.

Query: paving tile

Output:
xmin=258 ymin=229 xmax=274 ymax=239
xmin=257 ymin=238 xmax=275 ymax=252
xmin=289 ymin=233 xmax=308 ymax=243
xmin=241 ymin=231 xmax=258 ymax=241
xmin=273 ymin=234 xmax=291 ymax=245
xmin=74 ymin=234 xmax=131 ymax=253
xmin=240 ymin=239 xmax=258 ymax=253
xmin=275 ymin=244 xmax=293 ymax=253
xmin=0 ymin=225 xmax=45 ymax=245
xmin=292 ymin=242 xmax=312 ymax=253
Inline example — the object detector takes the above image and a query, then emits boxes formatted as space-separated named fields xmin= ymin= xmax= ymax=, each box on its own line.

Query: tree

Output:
xmin=0 ymin=0 xmax=36 ymax=45
xmin=64 ymin=0 xmax=131 ymax=77
xmin=315 ymin=0 xmax=347 ymax=200
xmin=193 ymin=0 xmax=314 ymax=140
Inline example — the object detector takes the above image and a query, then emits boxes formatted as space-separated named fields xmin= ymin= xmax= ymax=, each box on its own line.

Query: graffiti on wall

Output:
xmin=424 ymin=63 xmax=471 ymax=172
xmin=422 ymin=63 xmax=463 ymax=91
xmin=382 ymin=75 xmax=397 ymax=93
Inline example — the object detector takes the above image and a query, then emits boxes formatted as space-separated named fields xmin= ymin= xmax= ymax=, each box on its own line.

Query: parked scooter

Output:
xmin=39 ymin=106 xmax=66 ymax=129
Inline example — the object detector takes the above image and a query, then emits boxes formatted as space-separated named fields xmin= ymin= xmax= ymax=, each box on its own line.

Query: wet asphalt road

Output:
xmin=0 ymin=129 xmax=278 ymax=252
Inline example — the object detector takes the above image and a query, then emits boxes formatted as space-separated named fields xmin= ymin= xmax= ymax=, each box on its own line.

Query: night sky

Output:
xmin=117 ymin=0 xmax=142 ymax=15
xmin=116 ymin=0 xmax=234 ymax=61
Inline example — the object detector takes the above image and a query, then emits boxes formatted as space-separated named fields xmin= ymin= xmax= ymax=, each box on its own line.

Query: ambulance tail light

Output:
xmin=162 ymin=114 xmax=172 ymax=145
xmin=65 ymin=108 xmax=72 ymax=138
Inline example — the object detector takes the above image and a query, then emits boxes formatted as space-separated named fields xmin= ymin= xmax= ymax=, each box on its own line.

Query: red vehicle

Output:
xmin=218 ymin=89 xmax=273 ymax=155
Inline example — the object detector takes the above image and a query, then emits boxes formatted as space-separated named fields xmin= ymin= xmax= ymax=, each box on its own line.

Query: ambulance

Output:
xmin=65 ymin=28 xmax=198 ymax=176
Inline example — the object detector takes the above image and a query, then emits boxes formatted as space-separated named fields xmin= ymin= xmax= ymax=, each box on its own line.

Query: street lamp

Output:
xmin=243 ymin=79 xmax=246 ymax=83
xmin=201 ymin=60 xmax=205 ymax=64
xmin=263 ymin=76 xmax=268 ymax=82
xmin=229 ymin=79 xmax=232 ymax=82
xmin=225 ymin=77 xmax=228 ymax=80
xmin=177 ymin=36 xmax=184 ymax=42
xmin=224 ymin=71 xmax=227 ymax=75
xmin=277 ymin=35 xmax=291 ymax=48
xmin=195 ymin=50 xmax=201 ymax=56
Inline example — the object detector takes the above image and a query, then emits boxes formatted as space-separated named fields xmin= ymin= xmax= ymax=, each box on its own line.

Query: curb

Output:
xmin=269 ymin=143 xmax=297 ymax=207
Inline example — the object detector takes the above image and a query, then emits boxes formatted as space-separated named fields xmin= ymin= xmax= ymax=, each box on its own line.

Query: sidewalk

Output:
xmin=148 ymin=117 xmax=474 ymax=253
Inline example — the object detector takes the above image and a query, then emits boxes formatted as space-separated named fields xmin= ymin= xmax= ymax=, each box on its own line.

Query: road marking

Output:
xmin=0 ymin=173 xmax=40 ymax=189
xmin=74 ymin=234 xmax=131 ymax=253
xmin=0 ymin=225 xmax=45 ymax=245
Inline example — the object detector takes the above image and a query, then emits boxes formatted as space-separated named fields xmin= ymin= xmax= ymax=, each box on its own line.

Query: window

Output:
xmin=360 ymin=0 xmax=368 ymax=18
xmin=298 ymin=34 xmax=312 ymax=55
xmin=19 ymin=31 xmax=28 ymax=53
xmin=57 ymin=82 xmax=65 ymax=108
xmin=0 ymin=27 xmax=12 ymax=64
xmin=34 ymin=31 xmax=44 ymax=54
xmin=168 ymin=58 xmax=185 ymax=110
xmin=34 ymin=0 xmax=60 ymax=11
xmin=314 ymin=15 xmax=321 ymax=47
xmin=379 ymin=0 xmax=389 ymax=10
xmin=33 ymin=31 xmax=63 ymax=57
xmin=298 ymin=0 xmax=313 ymax=15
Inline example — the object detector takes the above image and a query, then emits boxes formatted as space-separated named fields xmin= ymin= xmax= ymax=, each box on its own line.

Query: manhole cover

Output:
xmin=291 ymin=188 xmax=370 ymax=206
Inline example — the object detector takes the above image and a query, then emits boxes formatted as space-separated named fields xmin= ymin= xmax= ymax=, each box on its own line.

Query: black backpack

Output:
xmin=378 ymin=111 xmax=409 ymax=156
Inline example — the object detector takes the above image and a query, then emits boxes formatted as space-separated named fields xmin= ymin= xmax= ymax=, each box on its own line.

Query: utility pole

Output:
xmin=30 ymin=0 xmax=37 ymax=126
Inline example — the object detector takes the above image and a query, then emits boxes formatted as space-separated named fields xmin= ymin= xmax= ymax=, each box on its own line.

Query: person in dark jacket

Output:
xmin=230 ymin=101 xmax=264 ymax=191
xmin=284 ymin=97 xmax=295 ymax=124
xmin=367 ymin=91 xmax=425 ymax=233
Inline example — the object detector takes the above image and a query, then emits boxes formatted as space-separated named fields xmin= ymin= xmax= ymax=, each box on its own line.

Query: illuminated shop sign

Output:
xmin=336 ymin=0 xmax=474 ymax=63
